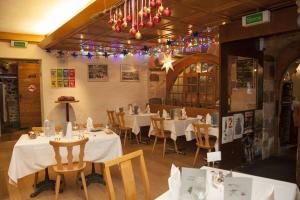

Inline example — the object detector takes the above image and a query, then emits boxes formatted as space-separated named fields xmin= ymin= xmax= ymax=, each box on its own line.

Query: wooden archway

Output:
xmin=166 ymin=53 xmax=219 ymax=91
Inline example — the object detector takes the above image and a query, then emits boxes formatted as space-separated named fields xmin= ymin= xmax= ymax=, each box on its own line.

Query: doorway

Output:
xmin=0 ymin=59 xmax=42 ymax=135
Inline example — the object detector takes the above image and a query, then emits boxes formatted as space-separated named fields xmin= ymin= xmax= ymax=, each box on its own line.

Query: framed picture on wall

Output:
xmin=120 ymin=64 xmax=139 ymax=81
xmin=88 ymin=64 xmax=108 ymax=81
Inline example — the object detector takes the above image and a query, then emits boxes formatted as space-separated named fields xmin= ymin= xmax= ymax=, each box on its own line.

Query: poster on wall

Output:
xmin=244 ymin=111 xmax=254 ymax=134
xmin=51 ymin=68 xmax=75 ymax=88
xmin=233 ymin=113 xmax=244 ymax=139
xmin=222 ymin=116 xmax=234 ymax=144
xmin=120 ymin=64 xmax=139 ymax=81
xmin=88 ymin=64 xmax=108 ymax=81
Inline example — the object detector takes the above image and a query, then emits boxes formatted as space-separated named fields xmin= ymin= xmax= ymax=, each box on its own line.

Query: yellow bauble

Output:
xmin=135 ymin=31 xmax=142 ymax=40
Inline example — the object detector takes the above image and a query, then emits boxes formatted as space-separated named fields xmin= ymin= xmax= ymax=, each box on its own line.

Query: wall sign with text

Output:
xmin=51 ymin=68 xmax=75 ymax=88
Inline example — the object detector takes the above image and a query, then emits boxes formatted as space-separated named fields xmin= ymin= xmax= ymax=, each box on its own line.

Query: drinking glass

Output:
xmin=191 ymin=176 xmax=207 ymax=200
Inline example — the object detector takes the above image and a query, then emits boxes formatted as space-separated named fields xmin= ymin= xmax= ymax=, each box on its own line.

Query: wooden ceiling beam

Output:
xmin=0 ymin=32 xmax=45 ymax=43
xmin=39 ymin=0 xmax=122 ymax=49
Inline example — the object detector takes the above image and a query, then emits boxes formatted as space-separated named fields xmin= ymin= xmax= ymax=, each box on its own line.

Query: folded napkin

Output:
xmin=86 ymin=117 xmax=94 ymax=132
xmin=65 ymin=122 xmax=73 ymax=140
xmin=206 ymin=113 xmax=212 ymax=124
xmin=163 ymin=109 xmax=169 ymax=119
xmin=261 ymin=186 xmax=274 ymax=200
xmin=181 ymin=107 xmax=187 ymax=119
xmin=145 ymin=104 xmax=151 ymax=113
xmin=168 ymin=164 xmax=181 ymax=200
xmin=128 ymin=105 xmax=133 ymax=115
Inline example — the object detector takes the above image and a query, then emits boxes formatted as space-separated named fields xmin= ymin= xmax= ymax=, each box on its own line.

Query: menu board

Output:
xmin=51 ymin=68 xmax=75 ymax=88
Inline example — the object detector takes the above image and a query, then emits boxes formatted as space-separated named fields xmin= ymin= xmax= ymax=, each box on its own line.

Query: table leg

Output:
xmin=84 ymin=163 xmax=105 ymax=186
xmin=66 ymin=103 xmax=70 ymax=122
xmin=30 ymin=168 xmax=55 ymax=197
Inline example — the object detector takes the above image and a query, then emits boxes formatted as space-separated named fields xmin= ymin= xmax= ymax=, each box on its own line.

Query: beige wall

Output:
xmin=0 ymin=41 xmax=149 ymax=125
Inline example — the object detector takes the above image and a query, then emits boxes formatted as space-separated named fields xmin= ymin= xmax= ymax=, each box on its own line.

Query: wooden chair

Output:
xmin=107 ymin=110 xmax=119 ymax=132
xmin=103 ymin=150 xmax=150 ymax=200
xmin=49 ymin=138 xmax=89 ymax=200
xmin=32 ymin=125 xmax=62 ymax=133
xmin=116 ymin=112 xmax=139 ymax=146
xmin=150 ymin=117 xmax=178 ymax=158
xmin=207 ymin=151 xmax=221 ymax=167
xmin=192 ymin=123 xmax=215 ymax=167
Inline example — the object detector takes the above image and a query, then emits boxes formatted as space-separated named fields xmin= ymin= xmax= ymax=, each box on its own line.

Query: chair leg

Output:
xmin=124 ymin=130 xmax=127 ymax=146
xmin=174 ymin=140 xmax=178 ymax=153
xmin=33 ymin=172 xmax=38 ymax=189
xmin=152 ymin=137 xmax=157 ymax=153
xmin=80 ymin=171 xmax=89 ymax=200
xmin=135 ymin=134 xmax=140 ymax=144
xmin=55 ymin=174 xmax=61 ymax=200
xmin=163 ymin=138 xmax=167 ymax=158
xmin=193 ymin=147 xmax=200 ymax=167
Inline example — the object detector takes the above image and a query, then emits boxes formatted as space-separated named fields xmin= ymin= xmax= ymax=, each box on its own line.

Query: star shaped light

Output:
xmin=161 ymin=53 xmax=175 ymax=73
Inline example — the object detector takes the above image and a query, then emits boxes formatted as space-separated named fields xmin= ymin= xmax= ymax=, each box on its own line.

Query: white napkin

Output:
xmin=162 ymin=109 xmax=169 ymax=119
xmin=206 ymin=113 xmax=212 ymax=124
xmin=145 ymin=104 xmax=151 ymax=113
xmin=181 ymin=107 xmax=187 ymax=119
xmin=168 ymin=164 xmax=181 ymax=200
xmin=157 ymin=110 xmax=160 ymax=117
xmin=86 ymin=117 xmax=94 ymax=132
xmin=129 ymin=105 xmax=133 ymax=115
xmin=65 ymin=122 xmax=73 ymax=140
xmin=261 ymin=186 xmax=275 ymax=200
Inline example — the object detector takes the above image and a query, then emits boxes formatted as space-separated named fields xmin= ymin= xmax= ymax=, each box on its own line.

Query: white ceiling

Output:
xmin=0 ymin=0 xmax=95 ymax=35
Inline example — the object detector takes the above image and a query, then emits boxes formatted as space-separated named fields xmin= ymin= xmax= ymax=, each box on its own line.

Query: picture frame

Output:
xmin=88 ymin=64 xmax=108 ymax=82
xmin=120 ymin=64 xmax=139 ymax=81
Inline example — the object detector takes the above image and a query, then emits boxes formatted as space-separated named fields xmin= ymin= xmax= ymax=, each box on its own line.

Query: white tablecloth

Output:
xmin=125 ymin=113 xmax=157 ymax=135
xmin=185 ymin=124 xmax=219 ymax=151
xmin=149 ymin=118 xmax=198 ymax=141
xmin=8 ymin=131 xmax=123 ymax=184
xmin=155 ymin=166 xmax=300 ymax=200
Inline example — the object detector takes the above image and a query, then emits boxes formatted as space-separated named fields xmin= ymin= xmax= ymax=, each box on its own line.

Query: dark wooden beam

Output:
xmin=219 ymin=5 xmax=299 ymax=43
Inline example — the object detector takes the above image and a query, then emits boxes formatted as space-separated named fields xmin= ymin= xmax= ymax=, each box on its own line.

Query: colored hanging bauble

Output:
xmin=135 ymin=30 xmax=142 ymax=39
xmin=86 ymin=52 xmax=93 ymax=59
xmin=158 ymin=5 xmax=164 ymax=13
xmin=153 ymin=14 xmax=161 ymax=23
xmin=163 ymin=7 xmax=171 ymax=16
xmin=156 ymin=0 xmax=162 ymax=6
xmin=150 ymin=0 xmax=156 ymax=9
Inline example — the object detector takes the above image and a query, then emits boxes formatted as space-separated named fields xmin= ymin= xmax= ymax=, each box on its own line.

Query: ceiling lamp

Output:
xmin=161 ymin=53 xmax=174 ymax=73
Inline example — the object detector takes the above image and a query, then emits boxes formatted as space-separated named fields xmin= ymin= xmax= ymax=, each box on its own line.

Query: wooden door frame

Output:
xmin=0 ymin=58 xmax=43 ymax=128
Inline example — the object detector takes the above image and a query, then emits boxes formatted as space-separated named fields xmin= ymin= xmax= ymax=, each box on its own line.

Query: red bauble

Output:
xmin=117 ymin=19 xmax=123 ymax=25
xmin=146 ymin=20 xmax=154 ymax=27
xmin=150 ymin=0 xmax=156 ymax=9
xmin=121 ymin=21 xmax=128 ymax=29
xmin=156 ymin=0 xmax=162 ymax=6
xmin=126 ymin=15 xmax=132 ymax=23
xmin=143 ymin=12 xmax=149 ymax=19
xmin=139 ymin=22 xmax=145 ymax=29
xmin=114 ymin=25 xmax=121 ymax=33
xmin=163 ymin=7 xmax=171 ymax=17
xmin=129 ymin=27 xmax=137 ymax=35
xmin=153 ymin=14 xmax=161 ymax=23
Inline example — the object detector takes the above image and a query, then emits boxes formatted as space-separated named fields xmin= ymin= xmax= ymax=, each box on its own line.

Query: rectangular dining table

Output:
xmin=125 ymin=113 xmax=157 ymax=135
xmin=8 ymin=131 xmax=122 ymax=196
xmin=148 ymin=117 xmax=199 ymax=141
xmin=155 ymin=166 xmax=300 ymax=200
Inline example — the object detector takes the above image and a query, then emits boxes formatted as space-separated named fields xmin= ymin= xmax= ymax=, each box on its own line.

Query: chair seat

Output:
xmin=53 ymin=162 xmax=86 ymax=173
xmin=155 ymin=130 xmax=171 ymax=138
xmin=119 ymin=127 xmax=131 ymax=131
xmin=196 ymin=142 xmax=214 ymax=150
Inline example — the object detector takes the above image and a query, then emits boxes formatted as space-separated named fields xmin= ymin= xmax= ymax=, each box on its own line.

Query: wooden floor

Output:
xmin=0 ymin=133 xmax=207 ymax=200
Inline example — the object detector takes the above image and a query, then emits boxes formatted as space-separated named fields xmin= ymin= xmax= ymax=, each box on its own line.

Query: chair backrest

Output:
xmin=150 ymin=117 xmax=165 ymax=137
xmin=192 ymin=123 xmax=211 ymax=148
xmin=207 ymin=151 xmax=221 ymax=167
xmin=116 ymin=112 xmax=126 ymax=129
xmin=107 ymin=110 xmax=118 ymax=126
xmin=49 ymin=137 xmax=89 ymax=171
xmin=104 ymin=150 xmax=150 ymax=200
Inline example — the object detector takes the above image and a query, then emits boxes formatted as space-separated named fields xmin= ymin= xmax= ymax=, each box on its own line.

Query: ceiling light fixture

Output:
xmin=161 ymin=53 xmax=174 ymax=73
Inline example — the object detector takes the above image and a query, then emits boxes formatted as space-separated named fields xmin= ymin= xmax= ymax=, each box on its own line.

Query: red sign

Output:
xmin=28 ymin=84 xmax=37 ymax=92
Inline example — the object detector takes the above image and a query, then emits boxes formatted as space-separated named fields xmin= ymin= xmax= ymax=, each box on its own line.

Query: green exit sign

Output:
xmin=10 ymin=40 xmax=28 ymax=48
xmin=242 ymin=10 xmax=270 ymax=27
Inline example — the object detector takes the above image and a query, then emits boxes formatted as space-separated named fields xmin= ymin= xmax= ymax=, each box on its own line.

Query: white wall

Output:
xmin=0 ymin=41 xmax=149 ymax=125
